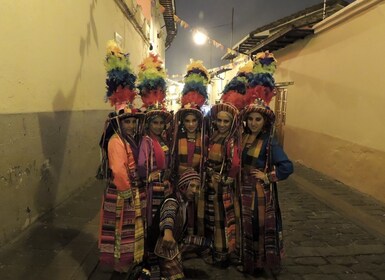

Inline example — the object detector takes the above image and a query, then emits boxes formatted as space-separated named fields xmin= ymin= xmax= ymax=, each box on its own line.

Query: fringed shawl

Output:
xmin=177 ymin=132 xmax=202 ymax=171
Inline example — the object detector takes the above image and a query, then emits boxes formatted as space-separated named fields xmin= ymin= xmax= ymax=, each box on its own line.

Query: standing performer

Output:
xmin=137 ymin=53 xmax=173 ymax=230
xmin=197 ymin=75 xmax=247 ymax=266
xmin=238 ymin=52 xmax=293 ymax=275
xmin=136 ymin=53 xmax=173 ymax=279
xmin=171 ymin=60 xmax=209 ymax=235
xmin=98 ymin=40 xmax=145 ymax=274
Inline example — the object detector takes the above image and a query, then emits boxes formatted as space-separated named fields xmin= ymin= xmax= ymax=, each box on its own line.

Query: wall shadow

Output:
xmin=35 ymin=0 xmax=99 ymax=222
xmin=26 ymin=0 xmax=101 ymax=278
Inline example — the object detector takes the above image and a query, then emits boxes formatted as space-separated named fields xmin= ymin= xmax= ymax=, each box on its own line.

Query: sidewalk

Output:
xmin=0 ymin=179 xmax=104 ymax=280
xmin=1 ymin=164 xmax=385 ymax=280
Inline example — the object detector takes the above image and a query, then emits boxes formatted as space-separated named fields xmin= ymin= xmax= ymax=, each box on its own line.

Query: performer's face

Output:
xmin=149 ymin=116 xmax=165 ymax=136
xmin=246 ymin=112 xmax=265 ymax=134
xmin=216 ymin=111 xmax=232 ymax=134
xmin=183 ymin=114 xmax=198 ymax=134
xmin=121 ymin=117 xmax=137 ymax=136
xmin=185 ymin=179 xmax=199 ymax=201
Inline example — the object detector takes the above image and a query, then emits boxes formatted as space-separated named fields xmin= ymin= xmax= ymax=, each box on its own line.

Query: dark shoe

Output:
xmin=236 ymin=265 xmax=244 ymax=273
xmin=251 ymin=268 xmax=267 ymax=278
xmin=202 ymin=253 xmax=214 ymax=265
xmin=200 ymin=247 xmax=214 ymax=265
xmin=229 ymin=252 xmax=241 ymax=266
xmin=111 ymin=270 xmax=127 ymax=280
xmin=214 ymin=259 xmax=230 ymax=269
xmin=264 ymin=266 xmax=281 ymax=278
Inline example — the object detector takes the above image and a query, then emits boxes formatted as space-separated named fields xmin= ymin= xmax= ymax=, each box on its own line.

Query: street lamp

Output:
xmin=193 ymin=29 xmax=207 ymax=45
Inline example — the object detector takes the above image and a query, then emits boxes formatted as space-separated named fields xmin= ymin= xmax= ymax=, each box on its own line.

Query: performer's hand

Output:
xmin=148 ymin=170 xmax=161 ymax=182
xmin=250 ymin=169 xmax=268 ymax=183
xmin=212 ymin=172 xmax=221 ymax=183
xmin=162 ymin=229 xmax=177 ymax=250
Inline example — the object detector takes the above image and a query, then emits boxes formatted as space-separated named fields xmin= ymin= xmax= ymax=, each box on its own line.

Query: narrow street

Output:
xmin=1 ymin=164 xmax=384 ymax=280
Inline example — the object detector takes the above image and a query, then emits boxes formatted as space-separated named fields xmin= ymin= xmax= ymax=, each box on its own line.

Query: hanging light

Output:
xmin=193 ymin=29 xmax=208 ymax=45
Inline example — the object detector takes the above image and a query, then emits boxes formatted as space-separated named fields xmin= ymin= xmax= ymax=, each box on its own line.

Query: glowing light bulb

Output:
xmin=193 ymin=30 xmax=207 ymax=45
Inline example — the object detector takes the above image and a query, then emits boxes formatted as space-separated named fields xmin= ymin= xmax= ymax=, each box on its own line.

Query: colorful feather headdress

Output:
xmin=180 ymin=59 xmax=210 ymax=110
xmin=240 ymin=51 xmax=277 ymax=123
xmin=104 ymin=40 xmax=143 ymax=116
xmin=252 ymin=51 xmax=277 ymax=75
xmin=245 ymin=51 xmax=277 ymax=106
xmin=220 ymin=70 xmax=251 ymax=111
xmin=137 ymin=53 xmax=172 ymax=123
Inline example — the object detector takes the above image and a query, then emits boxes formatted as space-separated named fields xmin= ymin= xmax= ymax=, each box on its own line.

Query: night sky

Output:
xmin=165 ymin=0 xmax=351 ymax=78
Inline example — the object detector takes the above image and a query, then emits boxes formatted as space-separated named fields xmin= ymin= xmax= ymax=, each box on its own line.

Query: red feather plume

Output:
xmin=244 ymin=85 xmax=275 ymax=106
xmin=108 ymin=86 xmax=136 ymax=106
xmin=181 ymin=91 xmax=206 ymax=108
xmin=141 ymin=89 xmax=165 ymax=107
xmin=221 ymin=90 xmax=246 ymax=111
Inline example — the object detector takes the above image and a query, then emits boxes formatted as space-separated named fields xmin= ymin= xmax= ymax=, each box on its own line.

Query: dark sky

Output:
xmin=165 ymin=0 xmax=335 ymax=77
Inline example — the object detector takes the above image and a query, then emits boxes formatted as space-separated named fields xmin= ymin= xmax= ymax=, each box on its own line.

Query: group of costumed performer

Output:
xmin=195 ymin=51 xmax=293 ymax=274
xmin=97 ymin=42 xmax=294 ymax=279
xmin=97 ymin=41 xmax=177 ymax=279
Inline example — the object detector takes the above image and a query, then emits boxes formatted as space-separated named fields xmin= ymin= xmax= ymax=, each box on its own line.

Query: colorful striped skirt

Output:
xmin=197 ymin=177 xmax=237 ymax=263
xmin=98 ymin=183 xmax=144 ymax=272
xmin=240 ymin=173 xmax=283 ymax=273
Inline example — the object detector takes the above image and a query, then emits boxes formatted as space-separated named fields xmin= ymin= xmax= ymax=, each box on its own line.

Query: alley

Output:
xmin=0 ymin=164 xmax=384 ymax=280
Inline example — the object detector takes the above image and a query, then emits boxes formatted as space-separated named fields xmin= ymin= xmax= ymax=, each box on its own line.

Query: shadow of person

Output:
xmin=34 ymin=0 xmax=100 ymax=227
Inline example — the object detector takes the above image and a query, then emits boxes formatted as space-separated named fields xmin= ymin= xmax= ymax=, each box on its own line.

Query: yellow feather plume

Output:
xmin=106 ymin=40 xmax=123 ymax=58
xmin=255 ymin=51 xmax=277 ymax=62
xmin=186 ymin=59 xmax=210 ymax=82
xmin=238 ymin=61 xmax=254 ymax=74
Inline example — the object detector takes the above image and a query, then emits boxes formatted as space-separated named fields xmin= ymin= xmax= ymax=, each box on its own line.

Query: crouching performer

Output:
xmin=147 ymin=169 xmax=211 ymax=279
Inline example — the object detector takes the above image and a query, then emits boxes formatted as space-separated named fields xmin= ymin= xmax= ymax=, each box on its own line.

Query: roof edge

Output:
xmin=314 ymin=0 xmax=384 ymax=34
xmin=248 ymin=0 xmax=349 ymax=36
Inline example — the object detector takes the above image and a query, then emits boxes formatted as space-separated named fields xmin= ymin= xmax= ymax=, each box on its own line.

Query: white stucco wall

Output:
xmin=0 ymin=0 xmax=167 ymax=245
xmin=274 ymin=0 xmax=385 ymax=202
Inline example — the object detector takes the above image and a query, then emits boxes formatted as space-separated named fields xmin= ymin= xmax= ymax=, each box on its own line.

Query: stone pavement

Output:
xmin=1 ymin=164 xmax=385 ymax=280
xmin=0 ymin=179 xmax=104 ymax=280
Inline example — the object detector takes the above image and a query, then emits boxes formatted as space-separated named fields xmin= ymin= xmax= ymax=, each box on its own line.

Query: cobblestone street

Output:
xmin=1 ymin=164 xmax=384 ymax=280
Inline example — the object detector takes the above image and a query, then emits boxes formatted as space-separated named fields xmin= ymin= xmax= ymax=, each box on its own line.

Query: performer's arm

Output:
xmin=159 ymin=199 xmax=179 ymax=249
